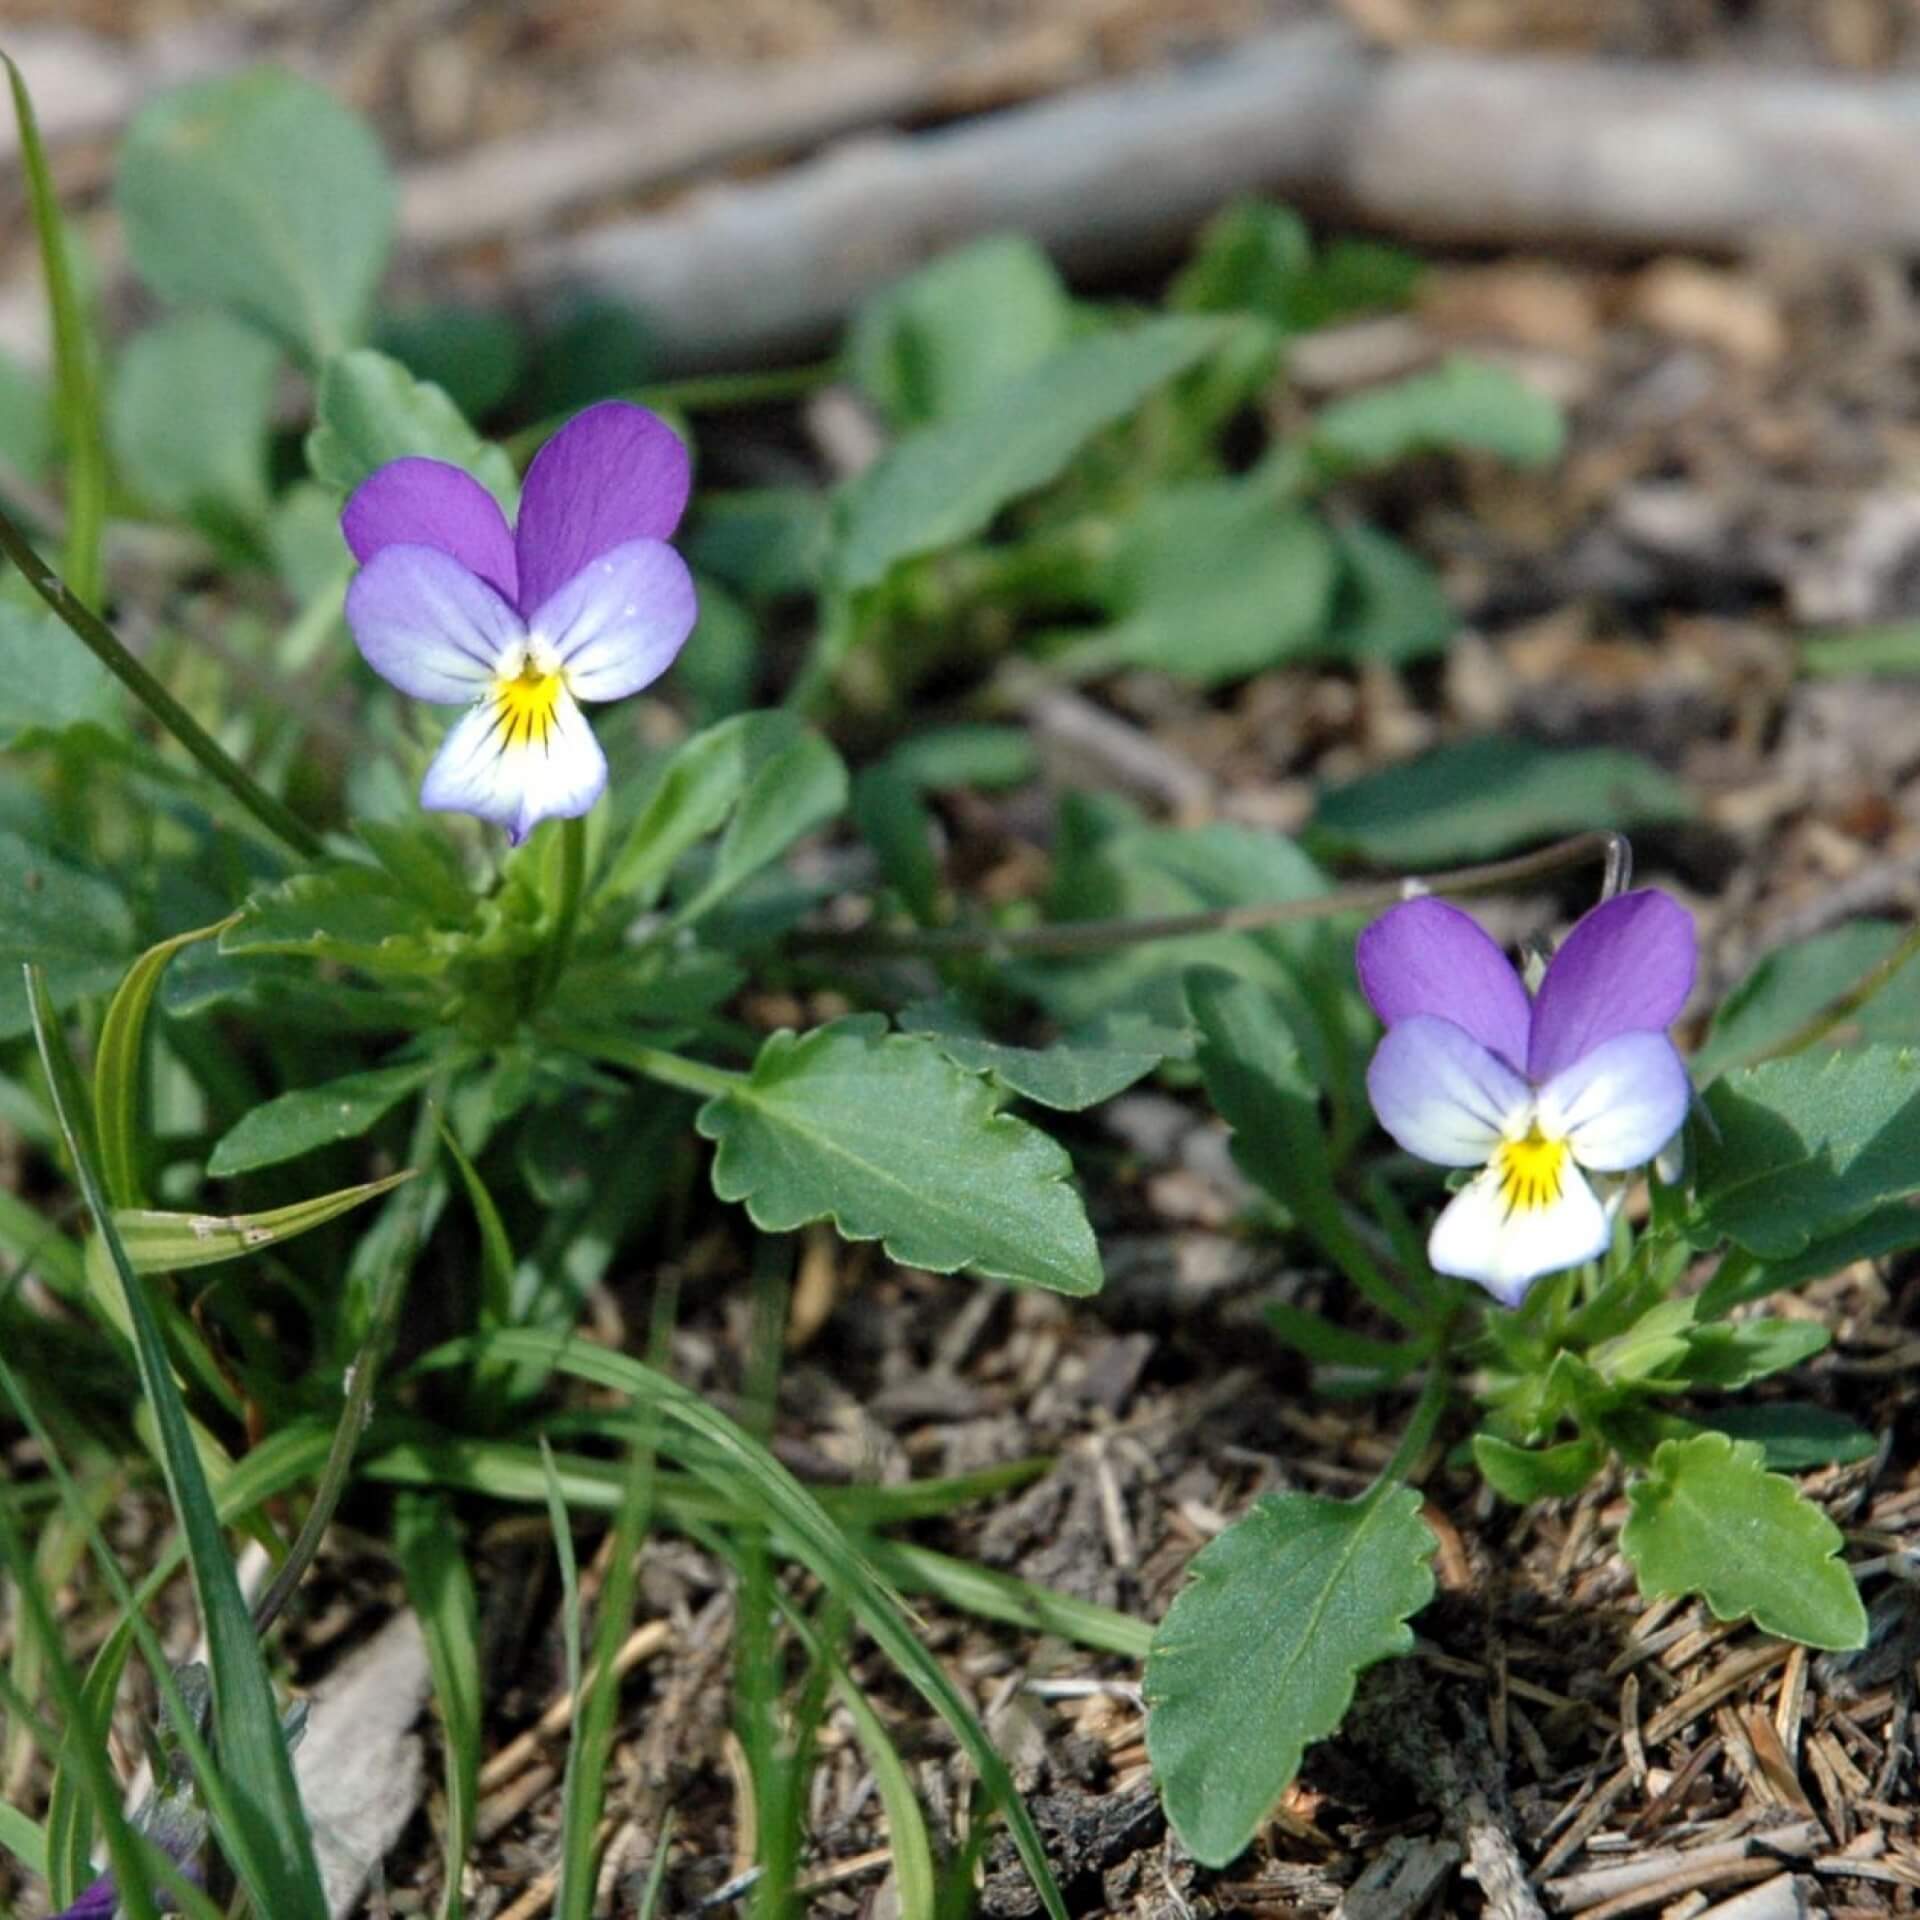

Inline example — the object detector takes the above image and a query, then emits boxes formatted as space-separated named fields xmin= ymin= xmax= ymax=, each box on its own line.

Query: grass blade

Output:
xmin=3 ymin=55 xmax=105 ymax=611
xmin=26 ymin=964 xmax=329 ymax=1920
xmin=417 ymin=1327 xmax=1070 ymax=1920
xmin=393 ymin=1495 xmax=482 ymax=1920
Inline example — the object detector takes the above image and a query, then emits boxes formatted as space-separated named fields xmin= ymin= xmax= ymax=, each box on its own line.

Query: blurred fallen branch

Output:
xmin=522 ymin=20 xmax=1920 ymax=371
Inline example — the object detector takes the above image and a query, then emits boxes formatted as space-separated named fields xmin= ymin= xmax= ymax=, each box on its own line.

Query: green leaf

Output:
xmin=1171 ymin=199 xmax=1421 ymax=331
xmin=598 ymin=711 xmax=816 ymax=908
xmin=1620 ymin=1433 xmax=1865 ymax=1650
xmin=1309 ymin=356 xmax=1565 ymax=476
xmin=1472 ymin=1432 xmax=1604 ymax=1504
xmin=1695 ymin=1046 xmax=1920 ymax=1258
xmin=697 ymin=1016 xmax=1102 ymax=1296
xmin=886 ymin=725 xmax=1039 ymax=792
xmin=1145 ymin=1486 xmax=1436 ymax=1868
xmin=224 ymin=861 xmax=444 ymax=973
xmin=847 ymin=234 xmax=1074 ymax=427
xmin=1799 ymin=621 xmax=1920 ymax=676
xmin=1320 ymin=524 xmax=1455 ymax=664
xmin=1710 ymin=1202 xmax=1920 ymax=1312
xmin=117 ymin=68 xmax=394 ymax=367
xmin=1694 ymin=922 xmax=1908 ymax=1082
xmin=0 ymin=832 xmax=134 ymax=1039
xmin=0 ymin=594 xmax=117 ymax=744
xmin=682 ymin=488 xmax=826 ymax=600
xmin=108 ymin=312 xmax=280 ymax=533
xmin=665 ymin=728 xmax=848 ymax=932
xmin=853 ymin=765 xmax=942 ymax=927
xmin=1308 ymin=737 xmax=1693 ymax=868
xmin=1700 ymin=1405 xmax=1877 ymax=1472
xmin=0 ymin=344 xmax=55 ymax=481
xmin=1088 ymin=484 xmax=1337 ymax=684
xmin=94 ymin=917 xmax=235 ymax=1208
xmin=306 ymin=348 xmax=517 ymax=506
xmin=675 ymin=575 xmax=759 ymax=726
xmin=114 ymin=1171 xmax=414 ymax=1270
xmin=1681 ymin=1319 xmax=1829 ymax=1391
xmin=899 ymin=1000 xmax=1182 ymax=1111
xmin=207 ymin=1060 xmax=438 ymax=1176
xmin=831 ymin=315 xmax=1231 ymax=590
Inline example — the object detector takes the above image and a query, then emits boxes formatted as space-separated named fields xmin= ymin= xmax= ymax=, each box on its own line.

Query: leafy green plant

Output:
xmin=1 ymin=53 xmax=1914 ymax=1920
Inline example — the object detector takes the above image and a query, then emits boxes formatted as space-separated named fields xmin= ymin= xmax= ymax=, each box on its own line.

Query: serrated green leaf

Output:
xmin=899 ymin=1000 xmax=1182 ymax=1112
xmin=1621 ymin=1433 xmax=1865 ymax=1649
xmin=1308 ymin=737 xmax=1693 ymax=868
xmin=1472 ymin=1432 xmax=1604 ymax=1504
xmin=1696 ymin=1046 xmax=1920 ymax=1258
xmin=224 ymin=862 xmax=444 ymax=973
xmin=109 ymin=312 xmax=279 ymax=533
xmin=114 ymin=1171 xmax=414 ymax=1270
xmin=207 ymin=1061 xmax=437 ymax=1176
xmin=697 ymin=1016 xmax=1101 ymax=1295
xmin=1681 ymin=1319 xmax=1829 ymax=1391
xmin=0 ymin=832 xmax=134 ymax=1039
xmin=1145 ymin=1486 xmax=1436 ymax=1867
xmin=1700 ymin=1405 xmax=1877 ymax=1472
xmin=306 ymin=348 xmax=516 ymax=506
xmin=831 ymin=316 xmax=1230 ymax=590
xmin=1309 ymin=355 xmax=1565 ymax=476
xmin=1088 ymin=485 xmax=1336 ymax=685
xmin=847 ymin=234 xmax=1074 ymax=427
xmin=117 ymin=69 xmax=393 ymax=367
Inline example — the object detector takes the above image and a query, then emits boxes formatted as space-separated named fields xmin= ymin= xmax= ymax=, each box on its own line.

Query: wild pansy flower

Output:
xmin=342 ymin=401 xmax=697 ymax=845
xmin=1357 ymin=889 xmax=1695 ymax=1306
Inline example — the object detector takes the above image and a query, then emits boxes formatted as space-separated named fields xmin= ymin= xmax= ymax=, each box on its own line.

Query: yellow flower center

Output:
xmin=491 ymin=659 xmax=564 ymax=751
xmin=1492 ymin=1127 xmax=1571 ymax=1218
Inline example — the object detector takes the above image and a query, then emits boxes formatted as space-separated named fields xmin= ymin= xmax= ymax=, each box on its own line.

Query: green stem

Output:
xmin=1764 ymin=918 xmax=1920 ymax=1062
xmin=1369 ymin=1333 xmax=1454 ymax=1498
xmin=534 ymin=814 xmax=588 ymax=1009
xmin=0 ymin=502 xmax=325 ymax=862
xmin=794 ymin=830 xmax=1634 ymax=962
xmin=549 ymin=1028 xmax=745 ymax=1100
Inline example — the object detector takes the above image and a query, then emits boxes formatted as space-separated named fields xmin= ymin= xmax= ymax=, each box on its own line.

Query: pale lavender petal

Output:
xmin=421 ymin=683 xmax=607 ymax=845
xmin=1527 ymin=889 xmax=1696 ymax=1083
xmin=1427 ymin=1160 xmax=1609 ymax=1306
xmin=1365 ymin=1013 xmax=1531 ymax=1167
xmin=533 ymin=539 xmax=698 ymax=703
xmin=514 ymin=403 xmax=691 ymax=615
xmin=1536 ymin=1030 xmax=1690 ymax=1173
xmin=341 ymin=458 xmax=517 ymax=602
xmin=345 ymin=546 xmax=522 ymax=702
xmin=1356 ymin=898 xmax=1533 ymax=1070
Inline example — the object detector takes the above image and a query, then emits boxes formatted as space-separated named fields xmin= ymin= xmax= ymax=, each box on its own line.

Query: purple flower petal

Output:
xmin=533 ymin=539 xmax=698 ymax=704
xmin=421 ymin=682 xmax=607 ymax=845
xmin=513 ymin=403 xmax=691 ymax=617
xmin=1536 ymin=1030 xmax=1690 ymax=1173
xmin=341 ymin=458 xmax=518 ymax=603
xmin=1427 ymin=1159 xmax=1609 ymax=1306
xmin=52 ymin=1874 xmax=119 ymax=1920
xmin=1365 ymin=1013 xmax=1531 ymax=1167
xmin=1527 ymin=889 xmax=1696 ymax=1084
xmin=1356 ymin=898 xmax=1533 ymax=1071
xmin=345 ymin=546 xmax=523 ymax=703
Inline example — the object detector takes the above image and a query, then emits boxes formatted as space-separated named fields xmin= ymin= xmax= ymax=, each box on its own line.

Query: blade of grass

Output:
xmin=27 ymin=964 xmax=329 ymax=1920
xmin=392 ymin=1495 xmax=481 ymax=1920
xmin=555 ymin=1275 xmax=673 ymax=1920
xmin=4 ymin=56 xmax=105 ymax=612
xmin=94 ymin=918 xmax=238 ymax=1209
xmin=415 ymin=1327 xmax=1070 ymax=1920
xmin=0 ymin=1797 xmax=49 ymax=1879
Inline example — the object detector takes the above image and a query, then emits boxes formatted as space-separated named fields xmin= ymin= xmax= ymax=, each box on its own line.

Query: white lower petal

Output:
xmin=1536 ymin=1030 xmax=1691 ymax=1173
xmin=531 ymin=538 xmax=697 ymax=703
xmin=1427 ymin=1158 xmax=1609 ymax=1308
xmin=420 ymin=682 xmax=607 ymax=845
